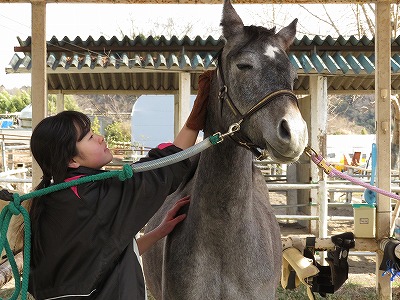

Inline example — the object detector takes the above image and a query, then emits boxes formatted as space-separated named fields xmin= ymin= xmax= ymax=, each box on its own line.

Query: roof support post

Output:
xmin=31 ymin=1 xmax=47 ymax=187
xmin=375 ymin=2 xmax=392 ymax=299
xmin=309 ymin=75 xmax=328 ymax=264
xmin=57 ymin=92 xmax=64 ymax=113
xmin=174 ymin=72 xmax=191 ymax=137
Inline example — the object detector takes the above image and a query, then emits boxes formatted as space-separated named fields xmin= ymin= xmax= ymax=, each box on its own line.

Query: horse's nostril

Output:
xmin=279 ymin=119 xmax=291 ymax=141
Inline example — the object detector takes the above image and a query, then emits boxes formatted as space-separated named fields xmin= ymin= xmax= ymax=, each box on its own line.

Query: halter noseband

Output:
xmin=217 ymin=61 xmax=299 ymax=160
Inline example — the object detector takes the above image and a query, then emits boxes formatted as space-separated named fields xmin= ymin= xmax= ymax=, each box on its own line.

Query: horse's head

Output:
xmin=207 ymin=0 xmax=308 ymax=164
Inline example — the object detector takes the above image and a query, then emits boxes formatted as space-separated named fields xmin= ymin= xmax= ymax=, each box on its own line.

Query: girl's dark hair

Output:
xmin=29 ymin=111 xmax=91 ymax=264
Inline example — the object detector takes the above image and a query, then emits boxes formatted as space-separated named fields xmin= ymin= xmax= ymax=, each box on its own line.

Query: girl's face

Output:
xmin=68 ymin=129 xmax=113 ymax=169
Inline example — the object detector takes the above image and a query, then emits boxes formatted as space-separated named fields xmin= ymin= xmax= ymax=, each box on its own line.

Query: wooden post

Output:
xmin=31 ymin=1 xmax=47 ymax=188
xmin=375 ymin=2 xmax=392 ymax=299
xmin=309 ymin=75 xmax=328 ymax=236
xmin=174 ymin=72 xmax=191 ymax=137
xmin=56 ymin=92 xmax=64 ymax=113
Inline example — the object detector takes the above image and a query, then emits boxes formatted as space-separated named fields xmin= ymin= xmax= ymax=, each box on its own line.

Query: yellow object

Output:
xmin=353 ymin=204 xmax=376 ymax=238
xmin=281 ymin=247 xmax=320 ymax=300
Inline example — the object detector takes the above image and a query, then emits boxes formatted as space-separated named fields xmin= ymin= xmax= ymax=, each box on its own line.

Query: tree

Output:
xmin=48 ymin=94 xmax=80 ymax=114
xmin=105 ymin=121 xmax=131 ymax=147
xmin=0 ymin=90 xmax=30 ymax=113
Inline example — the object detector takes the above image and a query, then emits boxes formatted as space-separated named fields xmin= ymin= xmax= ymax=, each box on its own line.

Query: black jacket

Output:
xmin=28 ymin=145 xmax=190 ymax=300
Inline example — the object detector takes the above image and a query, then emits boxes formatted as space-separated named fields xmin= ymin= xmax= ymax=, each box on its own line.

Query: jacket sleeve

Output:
xmin=79 ymin=144 xmax=191 ymax=252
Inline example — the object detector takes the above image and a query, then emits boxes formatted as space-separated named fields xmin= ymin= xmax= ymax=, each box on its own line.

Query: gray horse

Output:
xmin=142 ymin=1 xmax=308 ymax=299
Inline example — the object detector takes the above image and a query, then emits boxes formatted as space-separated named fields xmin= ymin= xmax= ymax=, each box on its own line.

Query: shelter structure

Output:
xmin=1 ymin=1 xmax=397 ymax=299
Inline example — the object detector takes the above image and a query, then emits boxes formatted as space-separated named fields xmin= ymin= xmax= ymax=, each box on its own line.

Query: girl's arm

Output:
xmin=173 ymin=70 xmax=214 ymax=150
xmin=173 ymin=125 xmax=199 ymax=150
xmin=137 ymin=196 xmax=190 ymax=255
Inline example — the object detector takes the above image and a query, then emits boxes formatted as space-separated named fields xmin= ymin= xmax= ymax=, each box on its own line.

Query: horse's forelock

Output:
xmin=226 ymin=26 xmax=276 ymax=58
xmin=245 ymin=25 xmax=276 ymax=36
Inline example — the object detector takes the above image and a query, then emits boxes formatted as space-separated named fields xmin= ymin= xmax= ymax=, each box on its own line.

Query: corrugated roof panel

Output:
xmin=336 ymin=36 xmax=348 ymax=46
xmin=47 ymin=53 xmax=57 ymax=70
xmin=88 ymin=73 xmax=98 ymax=89
xmin=110 ymin=73 xmax=120 ymax=90
xmin=179 ymin=54 xmax=191 ymax=69
xmin=48 ymin=74 xmax=58 ymax=90
xmin=288 ymin=53 xmax=302 ymax=71
xmin=333 ymin=52 xmax=350 ymax=74
xmin=69 ymin=73 xmax=80 ymax=90
xmin=155 ymin=54 xmax=167 ymax=68
xmin=330 ymin=76 xmax=347 ymax=90
xmin=107 ymin=54 xmax=116 ymax=68
xmin=350 ymin=77 xmax=365 ymax=90
xmin=361 ymin=77 xmax=375 ymax=90
xmin=129 ymin=54 xmax=142 ymax=68
xmin=324 ymin=36 xmax=336 ymax=46
xmin=71 ymin=54 xmax=81 ymax=69
xmin=203 ymin=53 xmax=216 ymax=69
xmin=294 ymin=76 xmax=307 ymax=91
xmin=119 ymin=53 xmax=129 ymax=67
xmin=393 ymin=36 xmax=400 ymax=46
xmin=168 ymin=54 xmax=180 ymax=68
xmin=321 ymin=53 xmax=340 ymax=73
xmin=312 ymin=36 xmax=325 ymax=46
xmin=298 ymin=53 xmax=314 ymax=73
xmin=79 ymin=73 xmax=89 ymax=90
xmin=391 ymin=56 xmax=400 ymax=73
xmin=144 ymin=53 xmax=155 ymax=68
xmin=191 ymin=53 xmax=204 ymax=69
xmin=310 ymin=53 xmax=328 ymax=73
xmin=83 ymin=54 xmax=92 ymax=68
xmin=360 ymin=36 xmax=373 ymax=46
xmin=9 ymin=34 xmax=400 ymax=93
xmin=345 ymin=54 xmax=363 ymax=74
xmin=9 ymin=54 xmax=21 ymax=72
xmin=348 ymin=36 xmax=360 ymax=46
xmin=357 ymin=54 xmax=374 ymax=74
xmin=392 ymin=54 xmax=400 ymax=72
xmin=59 ymin=54 xmax=68 ymax=69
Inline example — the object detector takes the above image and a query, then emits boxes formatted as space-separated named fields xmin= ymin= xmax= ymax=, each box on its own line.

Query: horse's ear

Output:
xmin=276 ymin=18 xmax=298 ymax=50
xmin=220 ymin=0 xmax=244 ymax=38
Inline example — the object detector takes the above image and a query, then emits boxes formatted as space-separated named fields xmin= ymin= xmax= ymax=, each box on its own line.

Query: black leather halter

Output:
xmin=217 ymin=60 xmax=299 ymax=160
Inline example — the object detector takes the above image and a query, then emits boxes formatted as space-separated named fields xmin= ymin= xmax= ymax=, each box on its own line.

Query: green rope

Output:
xmin=0 ymin=133 xmax=225 ymax=299
xmin=209 ymin=133 xmax=221 ymax=145
xmin=0 ymin=164 xmax=134 ymax=300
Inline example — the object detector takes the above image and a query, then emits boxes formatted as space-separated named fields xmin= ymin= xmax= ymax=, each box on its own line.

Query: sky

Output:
xmin=0 ymin=3 xmax=371 ymax=89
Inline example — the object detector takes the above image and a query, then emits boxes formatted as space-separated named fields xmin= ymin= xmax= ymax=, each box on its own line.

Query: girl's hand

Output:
xmin=154 ymin=196 xmax=190 ymax=239
xmin=137 ymin=196 xmax=190 ymax=255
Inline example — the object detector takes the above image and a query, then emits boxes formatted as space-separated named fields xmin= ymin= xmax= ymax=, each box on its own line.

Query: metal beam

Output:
xmin=1 ymin=0 xmax=398 ymax=4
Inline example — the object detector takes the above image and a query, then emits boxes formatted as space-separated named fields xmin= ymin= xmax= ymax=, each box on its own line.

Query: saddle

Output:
xmin=281 ymin=232 xmax=355 ymax=299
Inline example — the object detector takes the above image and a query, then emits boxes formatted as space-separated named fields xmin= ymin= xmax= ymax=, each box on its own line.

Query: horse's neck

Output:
xmin=193 ymin=138 xmax=255 ymax=211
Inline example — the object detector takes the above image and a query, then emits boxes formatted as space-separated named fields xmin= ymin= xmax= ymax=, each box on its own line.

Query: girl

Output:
xmin=27 ymin=70 xmax=214 ymax=300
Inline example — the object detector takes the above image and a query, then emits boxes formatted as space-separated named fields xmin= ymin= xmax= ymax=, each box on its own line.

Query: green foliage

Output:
xmin=104 ymin=121 xmax=131 ymax=147
xmin=0 ymin=90 xmax=31 ymax=113
xmin=48 ymin=94 xmax=80 ymax=113
xmin=91 ymin=116 xmax=101 ymax=135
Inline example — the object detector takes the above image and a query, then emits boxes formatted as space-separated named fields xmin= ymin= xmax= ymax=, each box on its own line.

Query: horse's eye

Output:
xmin=237 ymin=64 xmax=253 ymax=70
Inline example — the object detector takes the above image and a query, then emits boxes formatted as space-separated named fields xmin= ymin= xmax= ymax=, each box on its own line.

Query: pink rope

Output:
xmin=310 ymin=152 xmax=400 ymax=202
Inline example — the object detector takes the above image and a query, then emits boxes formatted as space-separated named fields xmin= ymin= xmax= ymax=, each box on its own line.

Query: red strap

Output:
xmin=64 ymin=175 xmax=84 ymax=198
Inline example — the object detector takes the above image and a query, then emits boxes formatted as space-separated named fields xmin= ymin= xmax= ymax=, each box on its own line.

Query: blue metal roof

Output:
xmin=7 ymin=35 xmax=400 ymax=93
